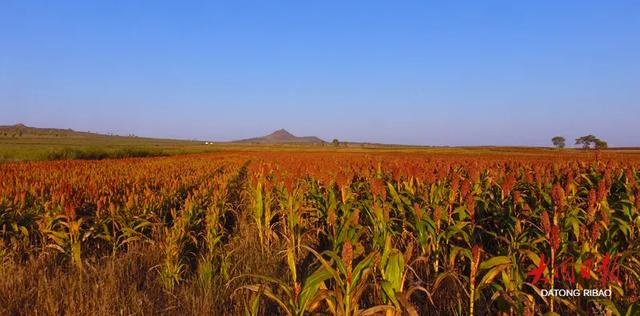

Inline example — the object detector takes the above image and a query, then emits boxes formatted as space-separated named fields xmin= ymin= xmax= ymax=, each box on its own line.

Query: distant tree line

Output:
xmin=551 ymin=135 xmax=608 ymax=149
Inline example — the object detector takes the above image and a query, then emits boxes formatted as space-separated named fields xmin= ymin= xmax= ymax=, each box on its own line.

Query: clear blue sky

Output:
xmin=1 ymin=1 xmax=638 ymax=146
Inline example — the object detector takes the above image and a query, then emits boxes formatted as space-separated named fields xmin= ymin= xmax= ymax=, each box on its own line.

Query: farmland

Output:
xmin=0 ymin=124 xmax=217 ymax=162
xmin=1 ymin=149 xmax=639 ymax=315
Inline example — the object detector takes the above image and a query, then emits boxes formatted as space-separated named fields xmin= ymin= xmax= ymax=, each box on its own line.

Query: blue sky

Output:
xmin=1 ymin=1 xmax=638 ymax=146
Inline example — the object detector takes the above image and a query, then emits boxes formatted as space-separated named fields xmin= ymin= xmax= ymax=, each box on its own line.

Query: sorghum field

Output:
xmin=1 ymin=150 xmax=639 ymax=315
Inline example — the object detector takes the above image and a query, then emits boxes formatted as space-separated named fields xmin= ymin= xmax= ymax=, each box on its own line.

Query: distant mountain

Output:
xmin=234 ymin=129 xmax=325 ymax=144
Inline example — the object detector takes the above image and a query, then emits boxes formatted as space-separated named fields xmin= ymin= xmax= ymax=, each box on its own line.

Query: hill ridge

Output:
xmin=0 ymin=123 xmax=101 ymax=137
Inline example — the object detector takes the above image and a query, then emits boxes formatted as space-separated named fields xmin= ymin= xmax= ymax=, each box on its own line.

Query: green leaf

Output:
xmin=381 ymin=280 xmax=399 ymax=307
xmin=287 ymin=248 xmax=297 ymax=282
xmin=383 ymin=249 xmax=404 ymax=292
xmin=299 ymin=268 xmax=332 ymax=310
xmin=478 ymin=264 xmax=509 ymax=288
xmin=479 ymin=256 xmax=511 ymax=270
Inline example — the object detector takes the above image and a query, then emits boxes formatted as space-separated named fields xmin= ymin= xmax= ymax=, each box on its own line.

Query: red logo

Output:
xmin=527 ymin=252 xmax=621 ymax=287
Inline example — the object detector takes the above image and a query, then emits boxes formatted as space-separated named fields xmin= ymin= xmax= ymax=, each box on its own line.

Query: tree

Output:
xmin=575 ymin=135 xmax=607 ymax=149
xmin=595 ymin=139 xmax=608 ymax=149
xmin=551 ymin=136 xmax=566 ymax=149
xmin=575 ymin=135 xmax=597 ymax=149
xmin=332 ymin=139 xmax=340 ymax=147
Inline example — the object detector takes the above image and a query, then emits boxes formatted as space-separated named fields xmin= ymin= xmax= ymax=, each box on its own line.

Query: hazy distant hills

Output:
xmin=0 ymin=124 xmax=326 ymax=145
xmin=0 ymin=123 xmax=103 ymax=137
xmin=234 ymin=129 xmax=325 ymax=144
xmin=0 ymin=123 xmax=191 ymax=143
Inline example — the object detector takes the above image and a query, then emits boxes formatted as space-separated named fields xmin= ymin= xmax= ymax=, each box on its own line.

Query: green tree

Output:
xmin=595 ymin=139 xmax=608 ymax=149
xmin=575 ymin=135 xmax=598 ymax=149
xmin=575 ymin=135 xmax=607 ymax=149
xmin=332 ymin=139 xmax=340 ymax=147
xmin=551 ymin=136 xmax=566 ymax=149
